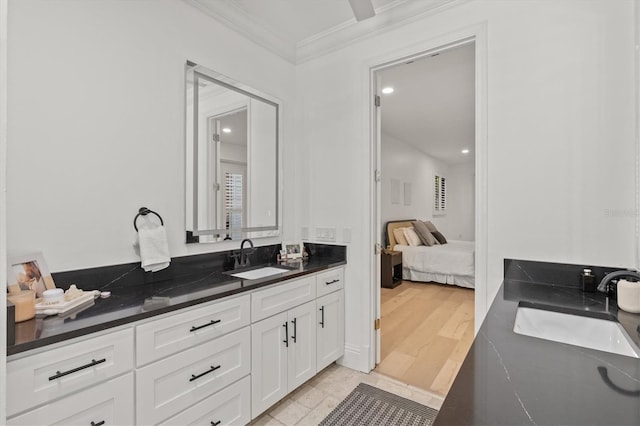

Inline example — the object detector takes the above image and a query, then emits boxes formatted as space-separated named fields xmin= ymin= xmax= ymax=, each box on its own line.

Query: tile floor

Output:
xmin=250 ymin=363 xmax=444 ymax=425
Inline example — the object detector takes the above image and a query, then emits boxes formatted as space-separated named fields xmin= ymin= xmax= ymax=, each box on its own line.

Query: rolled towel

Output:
xmin=137 ymin=222 xmax=170 ymax=272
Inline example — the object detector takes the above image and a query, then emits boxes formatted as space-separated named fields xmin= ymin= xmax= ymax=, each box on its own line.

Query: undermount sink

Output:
xmin=228 ymin=266 xmax=292 ymax=280
xmin=513 ymin=303 xmax=640 ymax=358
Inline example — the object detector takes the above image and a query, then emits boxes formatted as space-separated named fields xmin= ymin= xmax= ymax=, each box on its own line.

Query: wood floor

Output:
xmin=375 ymin=280 xmax=474 ymax=397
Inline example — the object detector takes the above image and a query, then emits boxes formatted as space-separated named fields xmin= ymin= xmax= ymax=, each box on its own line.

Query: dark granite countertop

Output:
xmin=436 ymin=259 xmax=640 ymax=426
xmin=7 ymin=243 xmax=346 ymax=356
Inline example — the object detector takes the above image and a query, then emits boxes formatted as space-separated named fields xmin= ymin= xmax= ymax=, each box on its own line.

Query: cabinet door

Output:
xmin=251 ymin=311 xmax=288 ymax=419
xmin=7 ymin=328 xmax=134 ymax=417
xmin=136 ymin=294 xmax=250 ymax=367
xmin=160 ymin=375 xmax=250 ymax=426
xmin=288 ymin=301 xmax=317 ymax=391
xmin=316 ymin=267 xmax=344 ymax=297
xmin=136 ymin=327 xmax=250 ymax=425
xmin=251 ymin=276 xmax=316 ymax=322
xmin=7 ymin=373 xmax=134 ymax=426
xmin=316 ymin=290 xmax=345 ymax=372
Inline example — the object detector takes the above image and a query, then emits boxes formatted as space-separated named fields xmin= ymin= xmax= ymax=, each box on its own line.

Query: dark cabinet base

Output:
xmin=381 ymin=251 xmax=403 ymax=289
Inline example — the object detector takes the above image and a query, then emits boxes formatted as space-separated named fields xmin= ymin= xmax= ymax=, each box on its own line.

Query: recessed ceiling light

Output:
xmin=222 ymin=127 xmax=231 ymax=133
xmin=382 ymin=87 xmax=394 ymax=94
xmin=461 ymin=149 xmax=470 ymax=154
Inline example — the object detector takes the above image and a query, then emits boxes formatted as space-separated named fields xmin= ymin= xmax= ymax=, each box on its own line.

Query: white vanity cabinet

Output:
xmin=7 ymin=373 xmax=134 ymax=426
xmin=315 ymin=267 xmax=345 ymax=371
xmin=136 ymin=327 xmax=250 ymax=425
xmin=134 ymin=294 xmax=251 ymax=425
xmin=7 ymin=265 xmax=345 ymax=426
xmin=136 ymin=294 xmax=251 ymax=366
xmin=6 ymin=328 xmax=134 ymax=419
xmin=251 ymin=267 xmax=345 ymax=419
xmin=316 ymin=289 xmax=345 ymax=371
xmin=251 ymin=300 xmax=317 ymax=417
xmin=159 ymin=375 xmax=251 ymax=426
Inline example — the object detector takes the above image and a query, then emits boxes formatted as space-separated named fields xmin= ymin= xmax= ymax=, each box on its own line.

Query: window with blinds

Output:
xmin=434 ymin=175 xmax=446 ymax=213
xmin=224 ymin=172 xmax=243 ymax=240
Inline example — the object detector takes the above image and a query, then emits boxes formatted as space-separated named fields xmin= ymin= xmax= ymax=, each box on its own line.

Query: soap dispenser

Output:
xmin=581 ymin=268 xmax=596 ymax=292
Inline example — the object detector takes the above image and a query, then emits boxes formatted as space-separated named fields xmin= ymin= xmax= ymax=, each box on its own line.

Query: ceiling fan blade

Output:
xmin=348 ymin=0 xmax=375 ymax=22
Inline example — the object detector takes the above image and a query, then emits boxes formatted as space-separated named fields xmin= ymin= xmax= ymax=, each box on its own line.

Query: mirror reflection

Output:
xmin=186 ymin=62 xmax=280 ymax=243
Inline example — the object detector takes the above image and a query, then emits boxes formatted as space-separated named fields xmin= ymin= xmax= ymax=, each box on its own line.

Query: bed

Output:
xmin=385 ymin=220 xmax=475 ymax=289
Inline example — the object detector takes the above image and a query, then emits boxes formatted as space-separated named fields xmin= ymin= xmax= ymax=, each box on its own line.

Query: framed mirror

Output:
xmin=185 ymin=61 xmax=280 ymax=243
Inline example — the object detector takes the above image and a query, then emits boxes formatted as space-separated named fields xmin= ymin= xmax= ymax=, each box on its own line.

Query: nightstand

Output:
xmin=381 ymin=251 xmax=403 ymax=289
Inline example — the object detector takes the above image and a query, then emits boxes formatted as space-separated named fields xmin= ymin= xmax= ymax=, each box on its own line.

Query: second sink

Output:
xmin=513 ymin=303 xmax=640 ymax=358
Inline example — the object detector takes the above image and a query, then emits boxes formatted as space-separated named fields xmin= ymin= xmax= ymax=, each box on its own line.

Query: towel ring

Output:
xmin=134 ymin=207 xmax=164 ymax=232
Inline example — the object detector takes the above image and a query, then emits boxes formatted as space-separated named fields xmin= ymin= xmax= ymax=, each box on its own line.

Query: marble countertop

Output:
xmin=8 ymin=249 xmax=346 ymax=357
xmin=435 ymin=260 xmax=640 ymax=426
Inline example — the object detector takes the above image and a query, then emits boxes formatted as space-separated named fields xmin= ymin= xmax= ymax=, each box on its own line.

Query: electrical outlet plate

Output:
xmin=316 ymin=227 xmax=336 ymax=242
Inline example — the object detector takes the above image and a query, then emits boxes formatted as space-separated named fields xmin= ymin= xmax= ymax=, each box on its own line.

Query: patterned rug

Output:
xmin=320 ymin=383 xmax=439 ymax=426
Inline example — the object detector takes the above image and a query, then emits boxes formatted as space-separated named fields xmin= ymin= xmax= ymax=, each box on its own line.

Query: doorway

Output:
xmin=369 ymin=32 xmax=487 ymax=398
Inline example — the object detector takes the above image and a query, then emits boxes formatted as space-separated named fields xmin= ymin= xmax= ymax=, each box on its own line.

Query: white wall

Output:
xmin=6 ymin=0 xmax=297 ymax=272
xmin=297 ymin=0 xmax=636 ymax=371
xmin=381 ymin=132 xmax=475 ymax=243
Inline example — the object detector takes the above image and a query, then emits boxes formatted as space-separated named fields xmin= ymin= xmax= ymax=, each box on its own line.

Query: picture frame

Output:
xmin=282 ymin=242 xmax=304 ymax=259
xmin=7 ymin=252 xmax=56 ymax=298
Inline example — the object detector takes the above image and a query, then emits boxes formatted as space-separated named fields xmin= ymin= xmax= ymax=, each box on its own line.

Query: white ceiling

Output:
xmin=187 ymin=0 xmax=458 ymax=63
xmin=379 ymin=43 xmax=475 ymax=165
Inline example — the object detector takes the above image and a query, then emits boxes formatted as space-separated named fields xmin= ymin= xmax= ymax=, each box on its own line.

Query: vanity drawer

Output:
xmin=136 ymin=294 xmax=250 ymax=367
xmin=7 ymin=372 xmax=134 ymax=426
xmin=160 ymin=375 xmax=250 ymax=426
xmin=251 ymin=275 xmax=316 ymax=322
xmin=316 ymin=267 xmax=344 ymax=297
xmin=136 ymin=327 xmax=251 ymax=425
xmin=7 ymin=328 xmax=134 ymax=417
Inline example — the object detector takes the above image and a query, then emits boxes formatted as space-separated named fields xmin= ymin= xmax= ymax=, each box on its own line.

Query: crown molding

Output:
xmin=296 ymin=0 xmax=468 ymax=64
xmin=186 ymin=0 xmax=468 ymax=65
xmin=185 ymin=0 xmax=297 ymax=63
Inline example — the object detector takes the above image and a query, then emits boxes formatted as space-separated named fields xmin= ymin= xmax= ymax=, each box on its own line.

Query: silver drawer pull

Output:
xmin=325 ymin=279 xmax=340 ymax=285
xmin=190 ymin=319 xmax=221 ymax=332
xmin=49 ymin=358 xmax=106 ymax=381
xmin=190 ymin=365 xmax=221 ymax=382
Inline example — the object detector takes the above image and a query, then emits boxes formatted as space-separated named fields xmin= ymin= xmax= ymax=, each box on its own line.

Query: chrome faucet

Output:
xmin=238 ymin=238 xmax=254 ymax=268
xmin=597 ymin=269 xmax=640 ymax=294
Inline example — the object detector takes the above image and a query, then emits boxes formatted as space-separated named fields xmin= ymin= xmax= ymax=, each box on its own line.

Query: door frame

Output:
xmin=1 ymin=0 xmax=7 ymax=421
xmin=366 ymin=23 xmax=488 ymax=370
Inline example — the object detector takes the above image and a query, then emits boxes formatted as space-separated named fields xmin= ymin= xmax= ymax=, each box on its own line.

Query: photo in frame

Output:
xmin=282 ymin=242 xmax=304 ymax=259
xmin=7 ymin=252 xmax=56 ymax=298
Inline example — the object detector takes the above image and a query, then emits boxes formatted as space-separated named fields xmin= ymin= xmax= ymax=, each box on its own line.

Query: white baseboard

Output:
xmin=337 ymin=343 xmax=369 ymax=373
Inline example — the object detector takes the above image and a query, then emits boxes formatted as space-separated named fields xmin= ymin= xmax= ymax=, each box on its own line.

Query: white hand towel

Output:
xmin=137 ymin=222 xmax=171 ymax=272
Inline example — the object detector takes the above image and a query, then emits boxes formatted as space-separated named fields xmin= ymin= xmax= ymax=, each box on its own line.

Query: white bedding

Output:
xmin=394 ymin=240 xmax=475 ymax=288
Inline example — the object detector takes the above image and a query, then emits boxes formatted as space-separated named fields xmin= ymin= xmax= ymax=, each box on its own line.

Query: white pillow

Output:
xmin=403 ymin=227 xmax=423 ymax=246
xmin=393 ymin=227 xmax=409 ymax=246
